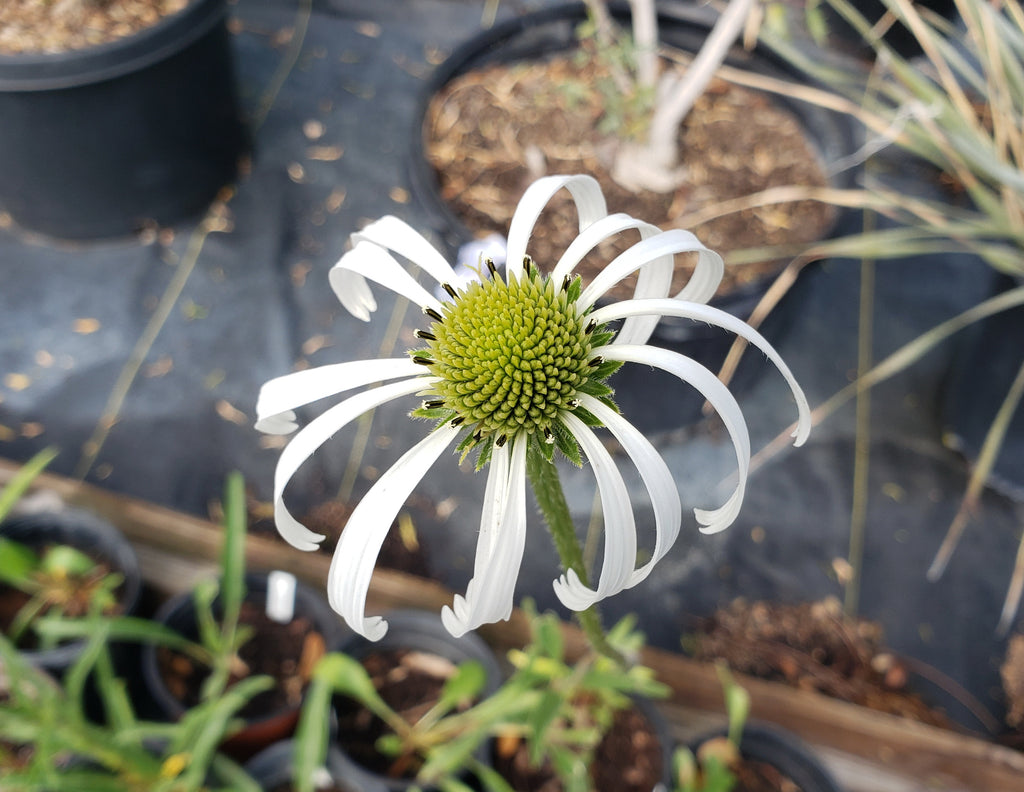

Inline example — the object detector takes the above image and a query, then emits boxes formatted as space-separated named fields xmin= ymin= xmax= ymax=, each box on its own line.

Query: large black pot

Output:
xmin=330 ymin=610 xmax=503 ymax=792
xmin=0 ymin=0 xmax=246 ymax=240
xmin=409 ymin=1 xmax=861 ymax=432
xmin=0 ymin=508 xmax=142 ymax=676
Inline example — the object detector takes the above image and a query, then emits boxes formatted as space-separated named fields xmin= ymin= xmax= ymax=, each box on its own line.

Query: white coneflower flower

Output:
xmin=256 ymin=174 xmax=810 ymax=641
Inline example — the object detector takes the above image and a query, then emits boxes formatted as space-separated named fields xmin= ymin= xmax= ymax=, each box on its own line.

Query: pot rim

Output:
xmin=0 ymin=508 xmax=142 ymax=672
xmin=0 ymin=0 xmax=227 ymax=91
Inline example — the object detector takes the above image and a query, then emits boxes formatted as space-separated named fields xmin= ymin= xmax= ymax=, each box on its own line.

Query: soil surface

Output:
xmin=690 ymin=598 xmax=950 ymax=728
xmin=333 ymin=647 xmax=462 ymax=780
xmin=299 ymin=499 xmax=431 ymax=578
xmin=158 ymin=599 xmax=325 ymax=720
xmin=492 ymin=703 xmax=664 ymax=792
xmin=0 ymin=0 xmax=189 ymax=55
xmin=1000 ymin=634 xmax=1024 ymax=749
xmin=423 ymin=49 xmax=835 ymax=302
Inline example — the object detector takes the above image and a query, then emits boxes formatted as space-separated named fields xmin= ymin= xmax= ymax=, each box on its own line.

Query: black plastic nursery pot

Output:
xmin=690 ymin=722 xmax=844 ymax=792
xmin=244 ymin=739 xmax=367 ymax=792
xmin=409 ymin=2 xmax=861 ymax=431
xmin=0 ymin=0 xmax=246 ymax=240
xmin=140 ymin=572 xmax=347 ymax=761
xmin=330 ymin=609 xmax=504 ymax=792
xmin=0 ymin=509 xmax=142 ymax=675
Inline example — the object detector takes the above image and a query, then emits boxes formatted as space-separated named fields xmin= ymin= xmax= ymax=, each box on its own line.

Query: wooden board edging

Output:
xmin=2 ymin=459 xmax=1023 ymax=791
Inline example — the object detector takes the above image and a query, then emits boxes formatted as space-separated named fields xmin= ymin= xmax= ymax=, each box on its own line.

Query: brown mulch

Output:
xmin=423 ymin=49 xmax=836 ymax=302
xmin=690 ymin=598 xmax=951 ymax=729
xmin=0 ymin=0 xmax=190 ymax=55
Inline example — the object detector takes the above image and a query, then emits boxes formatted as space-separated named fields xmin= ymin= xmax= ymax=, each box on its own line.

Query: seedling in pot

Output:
xmin=673 ymin=664 xmax=751 ymax=792
xmin=0 ymin=537 xmax=122 ymax=650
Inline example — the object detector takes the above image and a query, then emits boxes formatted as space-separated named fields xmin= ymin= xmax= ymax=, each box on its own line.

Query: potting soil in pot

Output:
xmin=157 ymin=599 xmax=325 ymax=719
xmin=423 ymin=51 xmax=835 ymax=301
xmin=0 ymin=0 xmax=191 ymax=54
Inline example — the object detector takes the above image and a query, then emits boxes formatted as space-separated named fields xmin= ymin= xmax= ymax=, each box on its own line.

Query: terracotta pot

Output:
xmin=0 ymin=0 xmax=246 ymax=240
xmin=0 ymin=508 xmax=142 ymax=675
xmin=330 ymin=609 xmax=503 ymax=792
xmin=140 ymin=571 xmax=346 ymax=761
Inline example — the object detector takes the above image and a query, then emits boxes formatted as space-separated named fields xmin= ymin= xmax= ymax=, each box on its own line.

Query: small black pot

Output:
xmin=0 ymin=509 xmax=142 ymax=675
xmin=244 ymin=739 xmax=368 ymax=792
xmin=0 ymin=0 xmax=246 ymax=240
xmin=330 ymin=610 xmax=503 ymax=792
xmin=690 ymin=722 xmax=844 ymax=792
xmin=140 ymin=572 xmax=347 ymax=760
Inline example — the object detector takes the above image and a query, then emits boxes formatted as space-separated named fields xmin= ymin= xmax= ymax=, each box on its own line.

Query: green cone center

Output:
xmin=424 ymin=269 xmax=594 ymax=440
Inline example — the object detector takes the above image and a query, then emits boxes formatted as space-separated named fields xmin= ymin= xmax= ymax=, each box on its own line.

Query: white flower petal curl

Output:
xmin=273 ymin=376 xmax=437 ymax=551
xmin=596 ymin=344 xmax=750 ymax=534
xmin=591 ymin=298 xmax=811 ymax=445
xmin=329 ymin=423 xmax=461 ymax=641
xmin=578 ymin=230 xmax=724 ymax=346
xmin=549 ymin=213 xmax=670 ymax=346
xmin=552 ymin=411 xmax=637 ymax=611
xmin=442 ymin=436 xmax=528 ymax=637
xmin=255 ymin=357 xmax=423 ymax=435
xmin=576 ymin=394 xmax=681 ymax=589
xmin=505 ymin=175 xmax=607 ymax=279
xmin=330 ymin=241 xmax=444 ymax=321
xmin=352 ymin=216 xmax=458 ymax=288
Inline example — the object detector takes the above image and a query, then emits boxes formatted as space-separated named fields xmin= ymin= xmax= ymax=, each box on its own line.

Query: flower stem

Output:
xmin=524 ymin=438 xmax=625 ymax=666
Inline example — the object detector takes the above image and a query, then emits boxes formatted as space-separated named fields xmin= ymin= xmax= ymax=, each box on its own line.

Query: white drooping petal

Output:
xmin=328 ymin=423 xmax=460 ymax=640
xmin=576 ymin=394 xmax=681 ymax=588
xmin=255 ymin=357 xmax=424 ymax=434
xmin=549 ymin=213 xmax=671 ymax=345
xmin=505 ymin=174 xmax=608 ymax=280
xmin=591 ymin=298 xmax=811 ymax=446
xmin=442 ymin=436 xmax=528 ymax=637
xmin=578 ymin=230 xmax=724 ymax=346
xmin=552 ymin=411 xmax=637 ymax=611
xmin=597 ymin=344 xmax=751 ymax=534
xmin=352 ymin=215 xmax=460 ymax=289
xmin=330 ymin=241 xmax=444 ymax=321
xmin=273 ymin=376 xmax=436 ymax=551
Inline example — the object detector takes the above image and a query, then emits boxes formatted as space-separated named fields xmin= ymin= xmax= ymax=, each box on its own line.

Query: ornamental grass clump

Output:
xmin=255 ymin=174 xmax=810 ymax=651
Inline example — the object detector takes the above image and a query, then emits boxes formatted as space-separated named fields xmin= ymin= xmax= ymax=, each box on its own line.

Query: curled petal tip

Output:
xmin=792 ymin=423 xmax=811 ymax=447
xmin=693 ymin=507 xmax=732 ymax=535
xmin=359 ymin=615 xmax=389 ymax=642
xmin=441 ymin=605 xmax=469 ymax=638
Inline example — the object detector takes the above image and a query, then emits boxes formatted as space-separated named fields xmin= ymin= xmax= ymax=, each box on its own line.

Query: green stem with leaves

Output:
xmin=524 ymin=438 xmax=625 ymax=666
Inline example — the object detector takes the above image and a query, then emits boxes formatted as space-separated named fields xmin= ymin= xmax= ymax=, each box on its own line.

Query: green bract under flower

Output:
xmin=416 ymin=260 xmax=600 ymax=445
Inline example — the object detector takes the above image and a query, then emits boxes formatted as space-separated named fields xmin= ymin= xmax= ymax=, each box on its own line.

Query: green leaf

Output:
xmin=292 ymin=671 xmax=336 ymax=792
xmin=0 ymin=446 xmax=58 ymax=523
xmin=526 ymin=690 xmax=565 ymax=765
xmin=40 ymin=544 xmax=99 ymax=578
xmin=220 ymin=470 xmax=248 ymax=638
xmin=0 ymin=536 xmax=41 ymax=588
xmin=438 ymin=660 xmax=486 ymax=711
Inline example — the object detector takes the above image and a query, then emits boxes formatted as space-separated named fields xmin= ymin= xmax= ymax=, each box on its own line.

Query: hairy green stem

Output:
xmin=524 ymin=438 xmax=625 ymax=666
